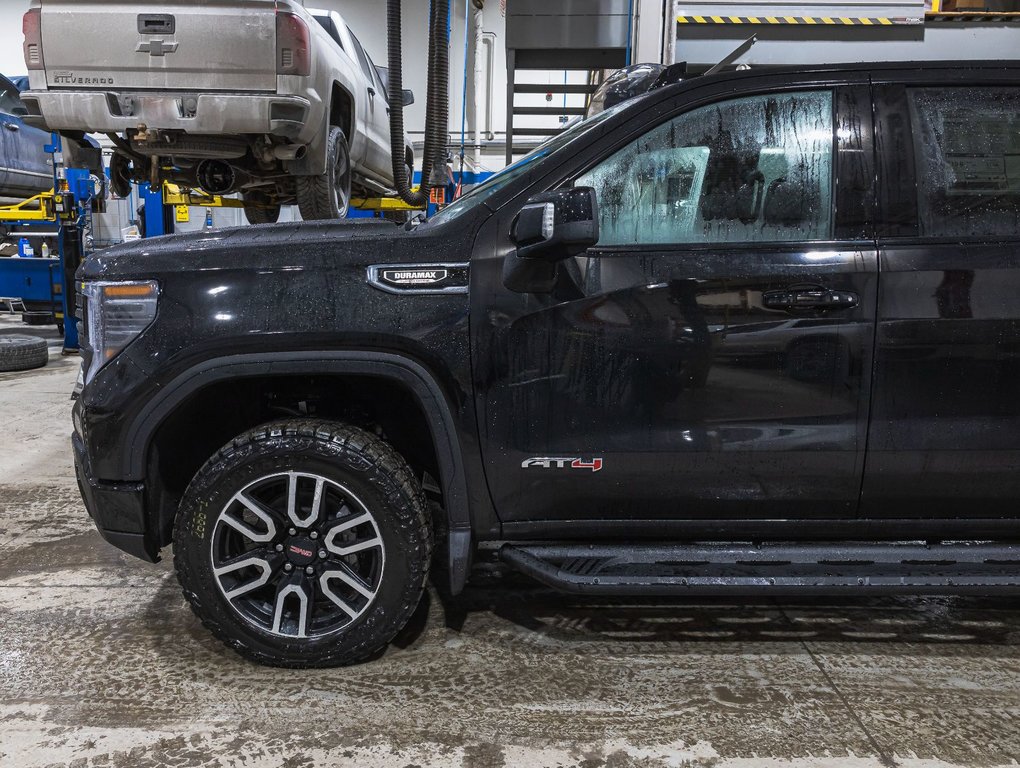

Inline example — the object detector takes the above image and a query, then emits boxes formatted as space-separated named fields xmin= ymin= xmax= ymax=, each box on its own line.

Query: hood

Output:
xmin=80 ymin=219 xmax=409 ymax=280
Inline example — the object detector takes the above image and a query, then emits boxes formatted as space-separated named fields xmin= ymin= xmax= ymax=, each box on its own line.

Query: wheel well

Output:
xmin=148 ymin=374 xmax=441 ymax=547
xmin=329 ymin=83 xmax=354 ymax=138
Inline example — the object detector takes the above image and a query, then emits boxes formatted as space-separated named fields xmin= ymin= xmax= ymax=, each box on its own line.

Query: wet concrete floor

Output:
xmin=1 ymin=317 xmax=1019 ymax=768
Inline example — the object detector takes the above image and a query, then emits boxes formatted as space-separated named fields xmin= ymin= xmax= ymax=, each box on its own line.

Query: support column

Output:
xmin=634 ymin=0 xmax=670 ymax=63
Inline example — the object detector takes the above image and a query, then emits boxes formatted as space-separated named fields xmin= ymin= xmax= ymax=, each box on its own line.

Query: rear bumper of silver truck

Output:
xmin=21 ymin=90 xmax=313 ymax=141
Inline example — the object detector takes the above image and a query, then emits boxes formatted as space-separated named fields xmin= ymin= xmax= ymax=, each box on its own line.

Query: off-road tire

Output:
xmin=296 ymin=127 xmax=352 ymax=221
xmin=109 ymin=151 xmax=133 ymax=199
xmin=173 ymin=419 xmax=432 ymax=667
xmin=242 ymin=192 xmax=282 ymax=225
xmin=0 ymin=335 xmax=48 ymax=372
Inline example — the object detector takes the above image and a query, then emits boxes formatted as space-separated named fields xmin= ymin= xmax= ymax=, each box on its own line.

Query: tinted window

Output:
xmin=576 ymin=91 xmax=834 ymax=246
xmin=909 ymin=87 xmax=1020 ymax=239
xmin=312 ymin=15 xmax=344 ymax=51
xmin=0 ymin=77 xmax=24 ymax=115
xmin=347 ymin=27 xmax=375 ymax=83
xmin=375 ymin=66 xmax=391 ymax=100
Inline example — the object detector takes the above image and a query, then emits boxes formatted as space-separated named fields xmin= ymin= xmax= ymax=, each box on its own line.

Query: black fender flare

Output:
xmin=124 ymin=350 xmax=473 ymax=593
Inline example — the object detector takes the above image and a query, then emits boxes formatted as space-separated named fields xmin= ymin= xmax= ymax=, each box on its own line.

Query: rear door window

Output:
xmin=347 ymin=27 xmax=376 ymax=84
xmin=312 ymin=15 xmax=345 ymax=52
xmin=0 ymin=77 xmax=25 ymax=116
xmin=909 ymin=87 xmax=1020 ymax=239
xmin=575 ymin=91 xmax=835 ymax=247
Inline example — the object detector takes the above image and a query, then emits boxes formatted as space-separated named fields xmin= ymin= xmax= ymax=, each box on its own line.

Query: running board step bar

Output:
xmin=499 ymin=543 xmax=1020 ymax=596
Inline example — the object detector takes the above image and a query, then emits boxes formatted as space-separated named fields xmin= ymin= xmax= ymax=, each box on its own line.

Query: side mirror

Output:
xmin=12 ymin=106 xmax=28 ymax=117
xmin=503 ymin=187 xmax=599 ymax=294
xmin=402 ymin=89 xmax=415 ymax=107
xmin=510 ymin=187 xmax=599 ymax=262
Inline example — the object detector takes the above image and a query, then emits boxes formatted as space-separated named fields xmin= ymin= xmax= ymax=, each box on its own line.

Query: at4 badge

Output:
xmin=521 ymin=457 xmax=604 ymax=473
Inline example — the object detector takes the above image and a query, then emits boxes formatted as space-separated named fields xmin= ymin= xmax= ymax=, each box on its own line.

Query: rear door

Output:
xmin=344 ymin=25 xmax=391 ymax=179
xmin=864 ymin=73 xmax=1020 ymax=519
xmin=39 ymin=1 xmax=278 ymax=92
xmin=474 ymin=78 xmax=880 ymax=530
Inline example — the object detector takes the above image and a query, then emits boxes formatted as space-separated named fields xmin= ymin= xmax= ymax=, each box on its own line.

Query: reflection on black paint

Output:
xmin=483 ymin=243 xmax=876 ymax=524
xmin=935 ymin=270 xmax=974 ymax=319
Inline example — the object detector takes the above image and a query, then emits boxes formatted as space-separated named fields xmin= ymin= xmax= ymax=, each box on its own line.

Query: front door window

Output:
xmin=576 ymin=91 xmax=834 ymax=247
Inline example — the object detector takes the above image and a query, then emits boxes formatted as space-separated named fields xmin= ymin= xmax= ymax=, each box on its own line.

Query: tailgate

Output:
xmin=40 ymin=1 xmax=278 ymax=92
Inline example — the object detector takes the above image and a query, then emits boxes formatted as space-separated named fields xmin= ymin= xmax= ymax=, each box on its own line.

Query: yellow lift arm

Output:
xmin=351 ymin=193 xmax=426 ymax=212
xmin=162 ymin=183 xmax=244 ymax=209
xmin=0 ymin=192 xmax=57 ymax=223
xmin=162 ymin=183 xmax=426 ymax=213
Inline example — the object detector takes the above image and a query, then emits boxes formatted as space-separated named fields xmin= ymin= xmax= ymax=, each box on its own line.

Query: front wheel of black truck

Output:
xmin=173 ymin=420 xmax=432 ymax=667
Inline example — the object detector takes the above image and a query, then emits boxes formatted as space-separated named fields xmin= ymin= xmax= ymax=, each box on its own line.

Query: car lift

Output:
xmin=161 ymin=186 xmax=430 ymax=217
xmin=0 ymin=135 xmax=100 ymax=353
xmin=137 ymin=182 xmax=432 ymax=239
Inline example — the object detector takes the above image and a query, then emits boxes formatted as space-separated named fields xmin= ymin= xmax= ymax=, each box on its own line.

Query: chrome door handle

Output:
xmin=3 ymin=123 xmax=19 ymax=132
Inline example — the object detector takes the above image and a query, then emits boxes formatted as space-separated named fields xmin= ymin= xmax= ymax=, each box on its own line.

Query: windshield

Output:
xmin=427 ymin=98 xmax=635 ymax=226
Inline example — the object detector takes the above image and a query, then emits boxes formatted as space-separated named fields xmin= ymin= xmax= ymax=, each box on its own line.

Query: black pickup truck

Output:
xmin=73 ymin=62 xmax=1020 ymax=667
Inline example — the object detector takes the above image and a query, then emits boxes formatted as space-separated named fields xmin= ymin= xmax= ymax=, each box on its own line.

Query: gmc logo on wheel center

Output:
xmin=522 ymin=457 xmax=604 ymax=473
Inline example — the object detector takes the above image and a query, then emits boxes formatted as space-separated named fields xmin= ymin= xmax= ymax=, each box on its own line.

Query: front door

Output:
xmin=475 ymin=83 xmax=879 ymax=531
xmin=864 ymin=79 xmax=1020 ymax=519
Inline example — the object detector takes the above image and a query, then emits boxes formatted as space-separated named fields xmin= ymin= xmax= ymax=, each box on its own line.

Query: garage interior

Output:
xmin=2 ymin=1 xmax=1020 ymax=767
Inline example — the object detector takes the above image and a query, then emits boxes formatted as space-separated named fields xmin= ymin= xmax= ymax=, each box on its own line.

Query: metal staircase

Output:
xmin=506 ymin=80 xmax=596 ymax=161
xmin=504 ymin=0 xmax=631 ymax=163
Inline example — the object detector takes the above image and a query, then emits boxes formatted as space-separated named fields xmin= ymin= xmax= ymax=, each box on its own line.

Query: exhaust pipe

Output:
xmin=196 ymin=160 xmax=238 ymax=195
xmin=273 ymin=144 xmax=307 ymax=161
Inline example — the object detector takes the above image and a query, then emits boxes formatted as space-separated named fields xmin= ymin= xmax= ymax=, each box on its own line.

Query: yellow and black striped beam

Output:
xmin=677 ymin=14 xmax=905 ymax=24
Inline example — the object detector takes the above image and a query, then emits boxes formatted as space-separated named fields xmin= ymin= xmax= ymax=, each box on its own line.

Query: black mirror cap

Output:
xmin=502 ymin=251 xmax=559 ymax=294
xmin=402 ymin=89 xmax=415 ymax=107
xmin=510 ymin=187 xmax=599 ymax=262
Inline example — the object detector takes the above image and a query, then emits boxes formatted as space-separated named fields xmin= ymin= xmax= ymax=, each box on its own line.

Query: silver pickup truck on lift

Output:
xmin=21 ymin=1 xmax=414 ymax=224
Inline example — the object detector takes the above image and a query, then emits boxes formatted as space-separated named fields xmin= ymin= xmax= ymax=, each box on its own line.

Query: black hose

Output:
xmin=388 ymin=0 xmax=449 ymax=208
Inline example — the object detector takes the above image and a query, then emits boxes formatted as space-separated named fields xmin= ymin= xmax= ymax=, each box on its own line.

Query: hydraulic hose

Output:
xmin=388 ymin=0 xmax=449 ymax=208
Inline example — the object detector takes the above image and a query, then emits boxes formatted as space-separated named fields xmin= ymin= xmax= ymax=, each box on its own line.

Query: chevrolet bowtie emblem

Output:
xmin=136 ymin=39 xmax=179 ymax=57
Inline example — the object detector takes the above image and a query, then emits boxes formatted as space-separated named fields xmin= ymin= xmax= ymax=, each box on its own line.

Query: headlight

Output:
xmin=81 ymin=280 xmax=159 ymax=384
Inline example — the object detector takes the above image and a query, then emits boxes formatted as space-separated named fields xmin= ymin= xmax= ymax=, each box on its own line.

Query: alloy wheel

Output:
xmin=334 ymin=143 xmax=352 ymax=217
xmin=210 ymin=471 xmax=385 ymax=639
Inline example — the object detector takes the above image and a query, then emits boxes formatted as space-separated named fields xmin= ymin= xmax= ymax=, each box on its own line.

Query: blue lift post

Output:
xmin=0 ymin=132 xmax=100 ymax=352
xmin=139 ymin=183 xmax=169 ymax=237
